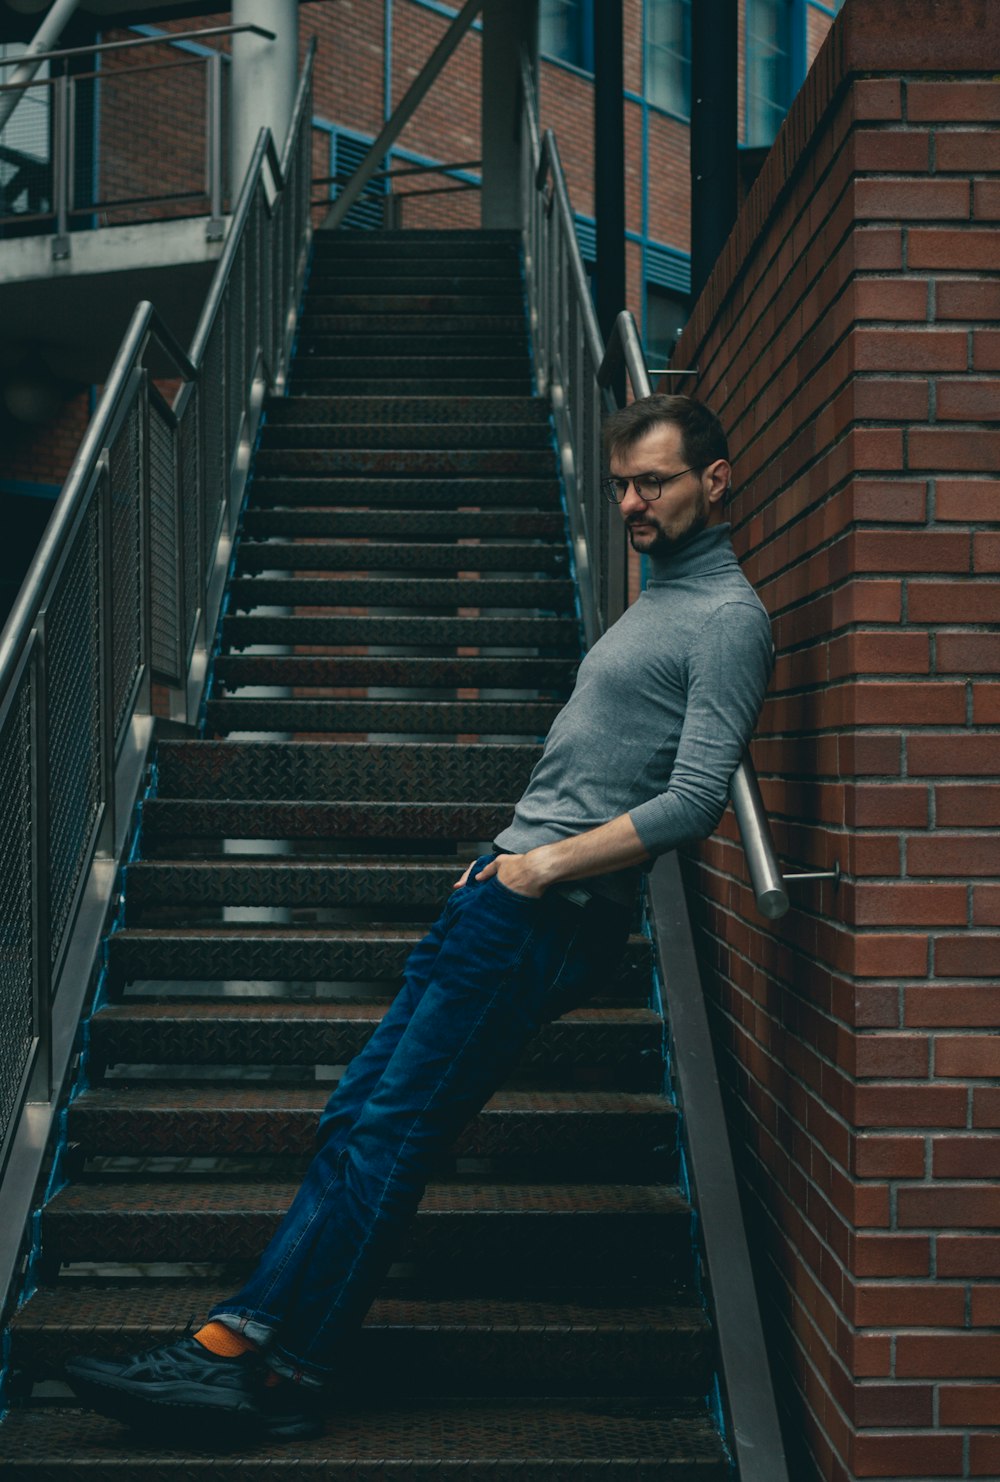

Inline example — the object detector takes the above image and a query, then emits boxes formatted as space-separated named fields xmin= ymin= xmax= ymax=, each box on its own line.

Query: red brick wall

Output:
xmin=669 ymin=3 xmax=1000 ymax=1478
xmin=0 ymin=390 xmax=91 ymax=489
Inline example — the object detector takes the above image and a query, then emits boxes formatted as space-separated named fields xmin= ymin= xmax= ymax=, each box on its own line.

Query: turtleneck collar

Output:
xmin=645 ymin=522 xmax=737 ymax=585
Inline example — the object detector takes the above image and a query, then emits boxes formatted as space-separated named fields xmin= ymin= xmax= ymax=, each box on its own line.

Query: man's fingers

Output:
xmin=452 ymin=860 xmax=475 ymax=889
xmin=474 ymin=857 xmax=499 ymax=881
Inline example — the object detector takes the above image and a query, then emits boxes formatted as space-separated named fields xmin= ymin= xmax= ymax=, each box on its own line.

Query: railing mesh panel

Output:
xmin=202 ymin=321 xmax=226 ymax=575
xmin=0 ymin=668 xmax=34 ymax=1150
xmin=227 ymin=248 xmax=246 ymax=454
xmin=109 ymin=403 xmax=143 ymax=739
xmin=46 ymin=496 xmax=101 ymax=970
xmin=178 ymin=396 xmax=201 ymax=667
xmin=148 ymin=399 xmax=180 ymax=683
xmin=245 ymin=194 xmax=260 ymax=389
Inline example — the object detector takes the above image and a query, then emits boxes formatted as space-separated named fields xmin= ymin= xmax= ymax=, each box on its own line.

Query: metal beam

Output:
xmin=594 ymin=0 xmax=625 ymax=400
xmin=0 ymin=0 xmax=82 ymax=133
xmin=690 ymin=0 xmax=738 ymax=299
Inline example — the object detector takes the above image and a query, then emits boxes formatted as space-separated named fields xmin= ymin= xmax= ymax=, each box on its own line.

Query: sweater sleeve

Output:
xmin=628 ymin=600 xmax=773 ymax=858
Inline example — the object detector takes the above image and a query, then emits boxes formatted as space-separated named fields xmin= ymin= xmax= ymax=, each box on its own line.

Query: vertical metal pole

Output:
xmin=593 ymin=0 xmax=624 ymax=403
xmin=28 ymin=622 xmax=53 ymax=1102
xmin=690 ymin=0 xmax=738 ymax=299
xmin=138 ymin=373 xmax=153 ymax=720
xmin=51 ymin=70 xmax=70 ymax=260
xmin=207 ymin=51 xmax=224 ymax=241
xmin=96 ymin=464 xmax=116 ymax=857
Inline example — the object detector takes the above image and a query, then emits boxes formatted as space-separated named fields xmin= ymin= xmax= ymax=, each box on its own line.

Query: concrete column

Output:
xmin=230 ymin=0 xmax=298 ymax=190
xmin=481 ymin=0 xmax=538 ymax=229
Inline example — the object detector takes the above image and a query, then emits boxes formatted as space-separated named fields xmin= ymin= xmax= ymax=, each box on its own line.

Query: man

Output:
xmin=65 ymin=393 xmax=773 ymax=1441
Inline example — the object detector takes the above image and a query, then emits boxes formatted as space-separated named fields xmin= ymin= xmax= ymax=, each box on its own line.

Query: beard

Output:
xmin=625 ymin=493 xmax=710 ymax=556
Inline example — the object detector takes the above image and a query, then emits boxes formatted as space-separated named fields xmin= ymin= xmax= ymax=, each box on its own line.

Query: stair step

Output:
xmin=139 ymin=799 xmax=521 ymax=840
xmin=213 ymin=655 xmax=577 ymax=691
xmin=154 ymin=741 xmax=542 ymax=803
xmin=0 ymin=1398 xmax=729 ymax=1476
xmin=253 ymin=449 xmax=551 ymax=477
xmin=222 ymin=613 xmax=578 ymax=649
xmin=203 ymin=699 xmax=562 ymax=736
xmin=260 ymin=422 xmax=550 ymax=449
xmin=312 ymin=229 xmax=520 ymax=252
xmin=298 ymin=313 xmax=527 ymax=334
xmin=106 ymin=929 xmax=652 ymax=993
xmin=241 ymin=509 xmax=564 ymax=538
xmin=246 ymin=477 xmax=561 ymax=508
xmin=291 ymin=355 xmax=529 ymax=380
xmin=89 ymin=1003 xmax=663 ymax=1076
xmin=264 ymin=394 xmax=546 ymax=424
xmin=41 ymin=1180 xmax=692 ymax=1268
xmin=227 ymin=576 xmax=574 ymax=610
xmin=289 ymin=377 xmax=534 ymax=395
xmin=302 ymin=295 xmax=525 ymax=316
xmin=12 ymin=1287 xmax=707 ymax=1393
xmin=234 ymin=541 xmax=566 ymax=575
xmin=66 ymin=1089 xmax=676 ymax=1168
xmin=122 ymin=859 xmax=481 ymax=912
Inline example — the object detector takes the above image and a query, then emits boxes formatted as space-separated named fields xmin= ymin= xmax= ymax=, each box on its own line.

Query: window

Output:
xmin=645 ymin=284 xmax=689 ymax=367
xmin=540 ymin=0 xmax=594 ymax=72
xmin=746 ymin=0 xmax=792 ymax=147
xmin=645 ymin=0 xmax=691 ymax=118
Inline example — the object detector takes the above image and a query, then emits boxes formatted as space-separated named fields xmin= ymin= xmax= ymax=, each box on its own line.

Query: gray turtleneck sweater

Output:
xmin=494 ymin=523 xmax=773 ymax=902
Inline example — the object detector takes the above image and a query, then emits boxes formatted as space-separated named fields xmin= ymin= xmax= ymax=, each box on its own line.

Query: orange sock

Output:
xmin=193 ymin=1321 xmax=259 ymax=1359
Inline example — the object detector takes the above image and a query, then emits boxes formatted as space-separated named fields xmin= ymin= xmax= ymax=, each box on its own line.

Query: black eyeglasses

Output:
xmin=601 ymin=468 xmax=699 ymax=504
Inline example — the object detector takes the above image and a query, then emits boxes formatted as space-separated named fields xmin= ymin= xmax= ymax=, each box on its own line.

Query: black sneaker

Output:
xmin=65 ymin=1335 xmax=326 ymax=1443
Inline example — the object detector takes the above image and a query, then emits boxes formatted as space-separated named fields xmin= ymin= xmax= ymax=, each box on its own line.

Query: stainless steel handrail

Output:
xmin=518 ymin=48 xmax=792 ymax=1482
xmin=0 ymin=39 xmax=315 ymax=1329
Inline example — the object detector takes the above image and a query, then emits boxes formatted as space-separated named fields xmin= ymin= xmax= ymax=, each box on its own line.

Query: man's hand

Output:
xmin=452 ymin=852 xmax=548 ymax=896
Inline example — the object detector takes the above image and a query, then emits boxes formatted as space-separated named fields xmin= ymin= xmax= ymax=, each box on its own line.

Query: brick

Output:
xmin=936 ymin=1036 xmax=1000 ymax=1078
xmin=899 ymin=1184 xmax=1000 ymax=1228
xmin=936 ymin=130 xmax=1000 ymax=172
xmin=853 ymin=279 xmax=929 ymax=320
xmin=973 ymin=180 xmax=1000 ymax=220
xmin=973 ymin=682 xmax=1000 ymax=720
xmin=853 ymin=1233 xmax=930 ymax=1277
xmin=971 ymin=1287 xmax=1000 ymax=1325
xmin=851 ymin=682 xmax=966 ymax=725
xmin=974 ymin=330 xmax=1000 ymax=370
xmin=851 ymin=1432 xmax=962 ymax=1478
xmin=853 ymin=1383 xmax=934 ymax=1428
xmin=855 ymin=176 xmax=970 ymax=221
xmin=853 ymin=1084 xmax=967 ymax=1128
xmin=848 ymin=883 xmax=966 ymax=927
xmin=974 ymin=1090 xmax=1000 ymax=1127
xmin=853 ymin=531 xmax=969 ymax=574
xmin=936 ymin=279 xmax=1000 ymax=321
xmin=896 ymin=1331 xmax=1000 ymax=1377
xmin=851 ymin=1032 xmax=929 ymax=1078
xmin=970 ymin=1435 xmax=1000 ymax=1478
xmin=936 ymin=786 xmax=1000 ymax=827
xmin=908 ymin=581 xmax=1000 ymax=623
xmin=852 ymin=327 xmax=968 ymax=372
xmin=974 ymin=538 xmax=1000 ymax=575
xmin=940 ymin=1384 xmax=1000 ymax=1425
xmin=933 ymin=1135 xmax=1000 ymax=1177
xmin=936 ymin=936 xmax=1000 ymax=979
xmin=846 ymin=785 xmax=928 ymax=827
xmin=854 ymin=79 xmax=902 ymax=120
xmin=853 ymin=128 xmax=931 ymax=172
xmin=936 ymin=380 xmax=1000 ymax=421
xmin=907 ymin=81 xmax=1000 ymax=121
xmin=935 ymin=476 xmax=998 ymax=520
xmin=849 ymin=479 xmax=927 ymax=523
xmin=908 ymin=836 xmax=1000 ymax=875
xmin=852 ymin=378 xmax=929 ymax=420
xmin=937 ymin=632 xmax=1000 ymax=671
xmin=840 ymin=733 xmax=903 ymax=776
xmin=906 ymin=985 xmax=1000 ymax=1027
xmin=852 ymin=1134 xmax=925 ymax=1178
xmin=973 ymin=886 xmax=1000 ymax=926
xmin=852 ymin=934 xmax=928 ymax=979
xmin=854 ymin=226 xmax=904 ymax=269
xmin=910 ymin=430 xmax=1000 ymax=472
xmin=938 ymin=1235 xmax=1000 ymax=1277
xmin=908 ymin=737 xmax=999 ymax=777
xmin=908 ymin=229 xmax=997 ymax=271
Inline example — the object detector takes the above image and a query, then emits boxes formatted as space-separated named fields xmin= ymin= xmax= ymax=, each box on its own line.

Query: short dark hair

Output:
xmin=602 ymin=394 xmax=729 ymax=472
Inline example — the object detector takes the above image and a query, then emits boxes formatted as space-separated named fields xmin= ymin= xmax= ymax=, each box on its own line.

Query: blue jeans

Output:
xmin=208 ymin=855 xmax=630 ymax=1385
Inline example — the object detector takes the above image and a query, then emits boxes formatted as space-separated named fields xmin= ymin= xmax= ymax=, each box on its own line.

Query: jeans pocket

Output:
xmin=488 ymin=873 xmax=542 ymax=905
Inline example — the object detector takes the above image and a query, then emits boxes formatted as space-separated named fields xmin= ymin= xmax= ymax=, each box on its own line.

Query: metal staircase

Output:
xmin=0 ymin=227 xmax=733 ymax=1475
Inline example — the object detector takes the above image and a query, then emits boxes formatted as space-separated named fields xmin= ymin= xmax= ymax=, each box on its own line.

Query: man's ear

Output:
xmin=704 ymin=459 xmax=732 ymax=508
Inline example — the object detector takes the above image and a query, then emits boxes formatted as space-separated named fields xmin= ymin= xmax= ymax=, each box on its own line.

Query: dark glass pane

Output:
xmin=540 ymin=0 xmax=586 ymax=68
xmin=747 ymin=0 xmax=791 ymax=146
xmin=645 ymin=0 xmax=691 ymax=117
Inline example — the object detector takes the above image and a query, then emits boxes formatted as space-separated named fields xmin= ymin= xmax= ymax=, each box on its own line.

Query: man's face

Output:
xmin=609 ymin=423 xmax=729 ymax=557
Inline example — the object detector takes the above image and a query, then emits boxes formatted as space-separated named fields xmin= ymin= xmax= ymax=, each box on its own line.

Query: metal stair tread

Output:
xmin=91 ymin=1002 xmax=660 ymax=1025
xmin=0 ymin=1398 xmax=729 ymax=1472
xmin=69 ymin=1087 xmax=672 ymax=1115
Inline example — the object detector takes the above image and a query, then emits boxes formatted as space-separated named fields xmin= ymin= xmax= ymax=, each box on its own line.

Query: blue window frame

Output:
xmin=645 ymin=1 xmax=691 ymax=119
xmin=540 ymin=0 xmax=595 ymax=72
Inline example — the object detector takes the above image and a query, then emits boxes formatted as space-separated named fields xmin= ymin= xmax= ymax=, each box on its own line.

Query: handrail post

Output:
xmin=206 ymin=51 xmax=225 ymax=242
xmin=51 ymin=69 xmax=70 ymax=260
xmin=96 ymin=460 xmax=116 ymax=858
xmin=28 ymin=618 xmax=52 ymax=1105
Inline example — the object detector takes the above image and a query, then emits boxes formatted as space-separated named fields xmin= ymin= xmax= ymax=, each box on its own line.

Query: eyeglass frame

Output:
xmin=601 ymin=466 xmax=703 ymax=505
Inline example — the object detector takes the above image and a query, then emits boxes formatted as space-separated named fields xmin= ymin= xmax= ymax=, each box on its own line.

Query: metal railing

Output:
xmin=0 ymin=39 xmax=314 ymax=1320
xmin=518 ymin=48 xmax=791 ymax=1482
xmin=0 ymin=24 xmax=273 ymax=249
xmin=314 ymin=158 xmax=483 ymax=231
